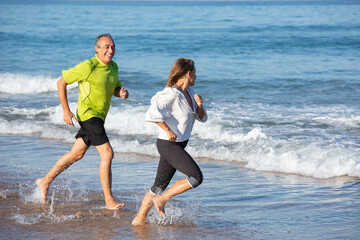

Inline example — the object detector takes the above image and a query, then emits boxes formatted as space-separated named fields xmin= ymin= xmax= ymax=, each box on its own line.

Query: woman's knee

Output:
xmin=188 ymin=173 xmax=203 ymax=188
xmin=150 ymin=184 xmax=168 ymax=195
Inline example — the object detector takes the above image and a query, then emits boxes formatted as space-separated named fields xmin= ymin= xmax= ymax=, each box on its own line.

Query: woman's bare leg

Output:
xmin=152 ymin=178 xmax=192 ymax=217
xmin=132 ymin=190 xmax=156 ymax=226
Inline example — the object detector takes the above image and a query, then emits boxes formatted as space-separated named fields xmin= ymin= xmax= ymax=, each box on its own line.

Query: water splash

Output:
xmin=0 ymin=190 xmax=7 ymax=199
xmin=19 ymin=183 xmax=43 ymax=203
xmin=148 ymin=201 xmax=200 ymax=226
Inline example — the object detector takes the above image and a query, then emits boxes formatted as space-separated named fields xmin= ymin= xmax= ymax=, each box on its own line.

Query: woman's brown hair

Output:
xmin=166 ymin=58 xmax=195 ymax=87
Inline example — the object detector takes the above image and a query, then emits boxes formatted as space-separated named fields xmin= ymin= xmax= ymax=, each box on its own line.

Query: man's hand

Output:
xmin=63 ymin=110 xmax=77 ymax=126
xmin=115 ymin=87 xmax=129 ymax=99
xmin=120 ymin=87 xmax=129 ymax=99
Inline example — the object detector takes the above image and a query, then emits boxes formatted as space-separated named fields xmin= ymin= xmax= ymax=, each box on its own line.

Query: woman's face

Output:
xmin=188 ymin=68 xmax=197 ymax=86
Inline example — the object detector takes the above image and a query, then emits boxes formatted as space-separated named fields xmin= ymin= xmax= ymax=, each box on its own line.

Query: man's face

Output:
xmin=95 ymin=37 xmax=115 ymax=65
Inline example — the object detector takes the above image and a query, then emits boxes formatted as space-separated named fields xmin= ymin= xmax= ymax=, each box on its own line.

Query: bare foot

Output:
xmin=152 ymin=195 xmax=167 ymax=217
xmin=105 ymin=201 xmax=124 ymax=210
xmin=132 ymin=215 xmax=147 ymax=226
xmin=36 ymin=178 xmax=49 ymax=203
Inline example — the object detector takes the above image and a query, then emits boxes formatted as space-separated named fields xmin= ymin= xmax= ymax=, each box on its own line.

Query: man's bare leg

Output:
xmin=36 ymin=138 xmax=88 ymax=203
xmin=96 ymin=142 xmax=124 ymax=210
xmin=132 ymin=190 xmax=156 ymax=226
xmin=152 ymin=178 xmax=192 ymax=217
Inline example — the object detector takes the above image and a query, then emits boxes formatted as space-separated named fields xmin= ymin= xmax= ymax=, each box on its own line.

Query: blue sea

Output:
xmin=1 ymin=1 xmax=360 ymax=239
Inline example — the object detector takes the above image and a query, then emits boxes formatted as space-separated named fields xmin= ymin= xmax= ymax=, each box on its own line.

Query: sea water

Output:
xmin=1 ymin=0 xmax=359 ymax=179
xmin=0 ymin=0 xmax=360 ymax=239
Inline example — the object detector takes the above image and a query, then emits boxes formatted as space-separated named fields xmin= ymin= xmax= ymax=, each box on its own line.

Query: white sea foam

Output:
xmin=106 ymin=105 xmax=360 ymax=179
xmin=0 ymin=118 xmax=43 ymax=134
xmin=111 ymin=139 xmax=156 ymax=156
xmin=314 ymin=115 xmax=360 ymax=129
xmin=5 ymin=106 xmax=57 ymax=118
xmin=245 ymin=142 xmax=360 ymax=179
xmin=1 ymin=101 xmax=359 ymax=180
xmin=0 ymin=73 xmax=75 ymax=94
xmin=105 ymin=104 xmax=157 ymax=136
xmin=50 ymin=103 xmax=78 ymax=125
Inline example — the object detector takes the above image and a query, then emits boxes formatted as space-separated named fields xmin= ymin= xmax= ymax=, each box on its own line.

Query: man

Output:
xmin=36 ymin=33 xmax=129 ymax=210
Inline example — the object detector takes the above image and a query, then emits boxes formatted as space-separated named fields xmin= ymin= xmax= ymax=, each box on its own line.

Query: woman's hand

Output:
xmin=194 ymin=93 xmax=205 ymax=120
xmin=194 ymin=94 xmax=203 ymax=108
xmin=155 ymin=122 xmax=177 ymax=142
xmin=166 ymin=128 xmax=177 ymax=142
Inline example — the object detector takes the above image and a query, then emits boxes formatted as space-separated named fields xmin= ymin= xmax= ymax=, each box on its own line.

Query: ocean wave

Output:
xmin=0 ymin=73 xmax=76 ymax=94
xmin=314 ymin=115 xmax=360 ymax=129
xmin=245 ymin=143 xmax=360 ymax=179
xmin=1 ymin=103 xmax=360 ymax=180
xmin=0 ymin=118 xmax=43 ymax=134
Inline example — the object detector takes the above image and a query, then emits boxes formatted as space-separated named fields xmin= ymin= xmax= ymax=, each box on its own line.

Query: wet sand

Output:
xmin=1 ymin=135 xmax=360 ymax=240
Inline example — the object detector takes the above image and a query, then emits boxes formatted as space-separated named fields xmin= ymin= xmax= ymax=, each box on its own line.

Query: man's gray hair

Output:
xmin=95 ymin=33 xmax=114 ymax=47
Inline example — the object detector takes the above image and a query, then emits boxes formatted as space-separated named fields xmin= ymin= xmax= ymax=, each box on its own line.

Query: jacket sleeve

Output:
xmin=195 ymin=105 xmax=208 ymax=122
xmin=145 ymin=90 xmax=175 ymax=122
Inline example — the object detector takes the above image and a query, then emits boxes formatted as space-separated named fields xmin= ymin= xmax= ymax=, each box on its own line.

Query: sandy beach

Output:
xmin=1 ymin=1 xmax=360 ymax=239
xmin=1 ymin=135 xmax=359 ymax=240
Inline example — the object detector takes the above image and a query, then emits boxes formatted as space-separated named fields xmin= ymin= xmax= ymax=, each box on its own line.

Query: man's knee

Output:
xmin=69 ymin=149 xmax=86 ymax=161
xmin=74 ymin=152 xmax=85 ymax=161
xmin=97 ymin=143 xmax=114 ymax=162
xmin=104 ymin=149 xmax=114 ymax=161
xmin=70 ymin=138 xmax=89 ymax=161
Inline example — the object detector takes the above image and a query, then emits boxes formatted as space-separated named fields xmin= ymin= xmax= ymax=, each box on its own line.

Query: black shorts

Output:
xmin=75 ymin=117 xmax=109 ymax=147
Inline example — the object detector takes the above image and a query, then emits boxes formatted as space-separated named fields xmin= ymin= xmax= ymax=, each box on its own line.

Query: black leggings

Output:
xmin=150 ymin=139 xmax=203 ymax=195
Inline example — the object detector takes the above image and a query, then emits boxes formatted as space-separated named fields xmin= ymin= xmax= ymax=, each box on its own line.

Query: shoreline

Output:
xmin=1 ymin=134 xmax=360 ymax=240
xmin=1 ymin=133 xmax=359 ymax=181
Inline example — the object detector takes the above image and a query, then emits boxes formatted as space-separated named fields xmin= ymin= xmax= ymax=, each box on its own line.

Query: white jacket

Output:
xmin=146 ymin=87 xmax=208 ymax=142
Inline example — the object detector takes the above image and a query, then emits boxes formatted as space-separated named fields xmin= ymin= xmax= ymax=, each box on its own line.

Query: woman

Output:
xmin=132 ymin=58 xmax=208 ymax=226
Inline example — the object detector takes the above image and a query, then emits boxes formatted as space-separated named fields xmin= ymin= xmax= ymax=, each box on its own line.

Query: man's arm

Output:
xmin=114 ymin=87 xmax=129 ymax=99
xmin=57 ymin=76 xmax=77 ymax=126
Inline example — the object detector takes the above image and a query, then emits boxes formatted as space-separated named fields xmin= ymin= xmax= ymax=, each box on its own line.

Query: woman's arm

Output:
xmin=194 ymin=94 xmax=205 ymax=120
xmin=155 ymin=122 xmax=177 ymax=142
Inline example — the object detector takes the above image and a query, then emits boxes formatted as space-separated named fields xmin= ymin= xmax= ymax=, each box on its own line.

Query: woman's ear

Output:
xmin=186 ymin=70 xmax=191 ymax=78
